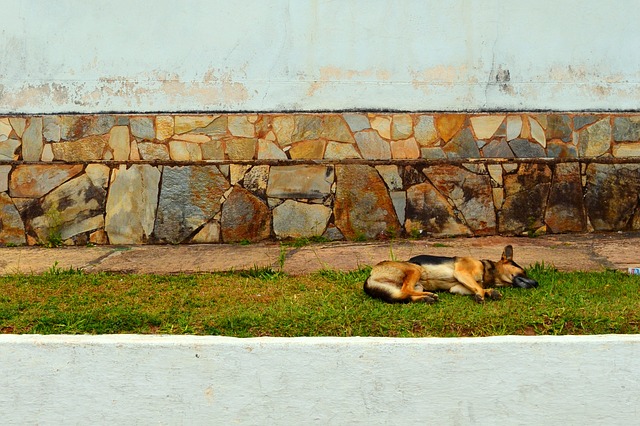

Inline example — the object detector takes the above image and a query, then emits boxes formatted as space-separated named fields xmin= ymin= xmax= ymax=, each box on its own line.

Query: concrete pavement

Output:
xmin=1 ymin=232 xmax=639 ymax=275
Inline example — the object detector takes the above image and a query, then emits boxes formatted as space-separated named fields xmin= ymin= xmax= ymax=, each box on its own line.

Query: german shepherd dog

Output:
xmin=364 ymin=245 xmax=538 ymax=303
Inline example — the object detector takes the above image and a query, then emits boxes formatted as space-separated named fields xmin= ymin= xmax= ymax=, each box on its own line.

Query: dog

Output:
xmin=364 ymin=245 xmax=538 ymax=304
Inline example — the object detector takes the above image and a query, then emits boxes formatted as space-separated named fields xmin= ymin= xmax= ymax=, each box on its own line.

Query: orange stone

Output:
xmin=435 ymin=114 xmax=466 ymax=142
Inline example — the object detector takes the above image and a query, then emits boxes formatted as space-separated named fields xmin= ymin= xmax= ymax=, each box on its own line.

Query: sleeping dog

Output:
xmin=364 ymin=245 xmax=538 ymax=303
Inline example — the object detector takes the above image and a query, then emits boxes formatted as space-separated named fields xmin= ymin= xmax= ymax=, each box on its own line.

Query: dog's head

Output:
xmin=493 ymin=245 xmax=538 ymax=289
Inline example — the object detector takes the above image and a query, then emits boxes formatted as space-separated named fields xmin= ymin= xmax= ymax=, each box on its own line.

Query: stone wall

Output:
xmin=1 ymin=113 xmax=639 ymax=245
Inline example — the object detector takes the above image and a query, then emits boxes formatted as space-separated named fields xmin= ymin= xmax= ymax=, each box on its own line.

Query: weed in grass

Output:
xmin=432 ymin=242 xmax=451 ymax=248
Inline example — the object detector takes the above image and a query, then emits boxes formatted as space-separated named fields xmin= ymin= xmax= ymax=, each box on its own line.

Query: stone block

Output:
xmin=267 ymin=165 xmax=333 ymax=199
xmin=221 ymin=186 xmax=271 ymax=243
xmin=9 ymin=164 xmax=83 ymax=198
xmin=273 ymin=200 xmax=331 ymax=238
xmin=355 ymin=130 xmax=391 ymax=160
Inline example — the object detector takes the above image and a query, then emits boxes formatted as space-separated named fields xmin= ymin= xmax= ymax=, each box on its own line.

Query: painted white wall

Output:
xmin=1 ymin=335 xmax=639 ymax=425
xmin=1 ymin=0 xmax=639 ymax=113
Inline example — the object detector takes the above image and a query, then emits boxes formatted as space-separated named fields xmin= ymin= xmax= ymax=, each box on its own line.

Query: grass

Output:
xmin=0 ymin=264 xmax=638 ymax=337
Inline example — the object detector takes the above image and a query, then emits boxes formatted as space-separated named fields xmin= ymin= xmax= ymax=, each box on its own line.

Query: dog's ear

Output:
xmin=501 ymin=245 xmax=513 ymax=262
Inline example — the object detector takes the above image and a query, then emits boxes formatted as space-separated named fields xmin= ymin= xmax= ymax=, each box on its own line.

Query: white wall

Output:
xmin=1 ymin=335 xmax=638 ymax=425
xmin=1 ymin=0 xmax=639 ymax=113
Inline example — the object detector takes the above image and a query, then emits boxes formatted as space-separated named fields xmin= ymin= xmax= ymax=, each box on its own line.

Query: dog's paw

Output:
xmin=418 ymin=294 xmax=438 ymax=304
xmin=486 ymin=289 xmax=502 ymax=300
xmin=473 ymin=294 xmax=485 ymax=303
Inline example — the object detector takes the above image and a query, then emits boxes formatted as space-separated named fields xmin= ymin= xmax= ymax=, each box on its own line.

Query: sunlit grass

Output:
xmin=0 ymin=263 xmax=638 ymax=337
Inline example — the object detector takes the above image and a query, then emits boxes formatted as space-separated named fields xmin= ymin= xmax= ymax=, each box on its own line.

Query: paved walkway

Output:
xmin=1 ymin=232 xmax=639 ymax=275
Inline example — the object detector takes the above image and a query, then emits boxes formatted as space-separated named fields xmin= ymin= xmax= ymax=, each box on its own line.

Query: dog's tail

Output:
xmin=363 ymin=278 xmax=411 ymax=304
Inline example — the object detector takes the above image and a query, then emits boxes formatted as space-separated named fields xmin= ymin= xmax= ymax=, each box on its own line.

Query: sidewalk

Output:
xmin=2 ymin=232 xmax=639 ymax=275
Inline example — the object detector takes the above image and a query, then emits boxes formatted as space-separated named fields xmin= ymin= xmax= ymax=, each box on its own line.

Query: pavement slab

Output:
xmin=1 ymin=233 xmax=639 ymax=276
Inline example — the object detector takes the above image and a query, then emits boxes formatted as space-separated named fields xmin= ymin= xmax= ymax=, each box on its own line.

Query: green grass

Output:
xmin=0 ymin=264 xmax=638 ymax=337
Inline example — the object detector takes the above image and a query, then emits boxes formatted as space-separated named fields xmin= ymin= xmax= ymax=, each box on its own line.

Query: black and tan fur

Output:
xmin=364 ymin=245 xmax=538 ymax=304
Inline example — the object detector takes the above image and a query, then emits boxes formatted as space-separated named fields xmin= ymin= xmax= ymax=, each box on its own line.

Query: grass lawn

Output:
xmin=1 ymin=263 xmax=638 ymax=337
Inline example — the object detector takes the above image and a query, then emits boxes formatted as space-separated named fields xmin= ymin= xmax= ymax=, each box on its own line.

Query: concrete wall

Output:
xmin=2 ymin=0 xmax=640 ymax=113
xmin=1 ymin=334 xmax=638 ymax=424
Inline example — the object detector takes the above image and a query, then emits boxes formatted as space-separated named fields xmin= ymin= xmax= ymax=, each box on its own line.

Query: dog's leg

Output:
xmin=398 ymin=263 xmax=439 ymax=303
xmin=452 ymin=271 xmax=493 ymax=303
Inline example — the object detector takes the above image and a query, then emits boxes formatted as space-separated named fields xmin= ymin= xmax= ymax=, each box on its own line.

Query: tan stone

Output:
xmin=40 ymin=144 xmax=54 ymax=162
xmin=105 ymin=165 xmax=161 ymax=244
xmin=85 ymin=164 xmax=111 ymax=188
xmin=324 ymin=141 xmax=361 ymax=159
xmin=89 ymin=229 xmax=109 ymax=245
xmin=0 ymin=118 xmax=11 ymax=141
xmin=191 ymin=222 xmax=221 ymax=243
xmin=0 ymin=139 xmax=20 ymax=160
xmin=506 ymin=115 xmax=523 ymax=141
xmin=22 ymin=117 xmax=43 ymax=161
xmin=470 ymin=115 xmax=505 ymax=139
xmin=156 ymin=116 xmax=174 ymax=141
xmin=435 ymin=114 xmax=466 ymax=142
xmin=492 ymin=187 xmax=504 ymax=208
xmin=109 ymin=126 xmax=130 ymax=161
xmin=289 ymin=140 xmax=326 ymax=159
xmin=390 ymin=137 xmax=420 ymax=159
xmin=226 ymin=138 xmax=256 ymax=160
xmin=230 ymin=164 xmax=251 ymax=185
xmin=173 ymin=133 xmax=210 ymax=143
xmin=138 ymin=142 xmax=170 ymax=161
xmin=370 ymin=115 xmax=391 ymax=139
xmin=130 ymin=140 xmax=140 ymax=160
xmin=228 ymin=116 xmax=255 ymax=138
xmin=267 ymin=165 xmax=333 ymax=199
xmin=273 ymin=200 xmax=332 ymax=238
xmin=199 ymin=141 xmax=223 ymax=160
xmin=0 ymin=165 xmax=10 ymax=192
xmin=529 ymin=117 xmax=546 ymax=147
xmin=51 ymin=134 xmax=108 ymax=161
xmin=9 ymin=117 xmax=27 ymax=138
xmin=375 ymin=165 xmax=402 ymax=190
xmin=175 ymin=115 xmax=217 ymax=134
xmin=613 ymin=142 xmax=640 ymax=157
xmin=257 ymin=139 xmax=287 ymax=160
xmin=414 ymin=115 xmax=439 ymax=146
xmin=169 ymin=140 xmax=202 ymax=161
xmin=391 ymin=115 xmax=413 ymax=140
xmin=355 ymin=129 xmax=391 ymax=159
xmin=9 ymin=164 xmax=83 ymax=198
xmin=487 ymin=164 xmax=503 ymax=186
xmin=321 ymin=116 xmax=354 ymax=143
xmin=272 ymin=116 xmax=295 ymax=146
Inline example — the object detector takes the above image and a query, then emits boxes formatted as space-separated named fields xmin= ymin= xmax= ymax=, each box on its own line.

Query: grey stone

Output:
xmin=443 ymin=128 xmax=480 ymax=158
xmin=375 ymin=165 xmax=403 ymax=190
xmin=584 ymin=163 xmax=640 ymax=231
xmin=482 ymin=139 xmax=514 ymax=158
xmin=343 ymin=114 xmax=370 ymax=132
xmin=273 ymin=200 xmax=332 ymax=239
xmin=130 ymin=117 xmax=156 ymax=140
xmin=613 ymin=116 xmax=640 ymax=142
xmin=26 ymin=174 xmax=106 ymax=242
xmin=243 ymin=165 xmax=270 ymax=199
xmin=499 ymin=164 xmax=552 ymax=234
xmin=414 ymin=115 xmax=438 ymax=146
xmin=390 ymin=191 xmax=406 ymax=225
xmin=509 ymin=138 xmax=546 ymax=158
xmin=545 ymin=114 xmax=572 ymax=142
xmin=267 ymin=165 xmax=333 ymax=199
xmin=105 ymin=165 xmax=161 ymax=244
xmin=0 ymin=192 xmax=25 ymax=245
xmin=154 ymin=166 xmax=230 ymax=244
xmin=424 ymin=164 xmax=496 ymax=234
xmin=546 ymin=140 xmax=578 ymax=158
xmin=292 ymin=115 xmax=323 ymax=143
xmin=578 ymin=119 xmax=611 ymax=157
xmin=573 ymin=115 xmax=599 ymax=130
xmin=545 ymin=162 xmax=586 ymax=233
xmin=405 ymin=182 xmax=471 ymax=237
xmin=355 ymin=130 xmax=391 ymax=160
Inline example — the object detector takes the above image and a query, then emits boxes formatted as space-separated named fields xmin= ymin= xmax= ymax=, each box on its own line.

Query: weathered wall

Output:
xmin=2 ymin=113 xmax=640 ymax=245
xmin=1 ymin=335 xmax=639 ymax=424
xmin=2 ymin=0 xmax=640 ymax=113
